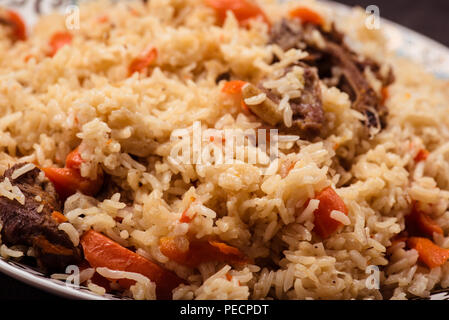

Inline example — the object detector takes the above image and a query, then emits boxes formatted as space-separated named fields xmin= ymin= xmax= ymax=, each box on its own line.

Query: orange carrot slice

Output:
xmin=48 ymin=31 xmax=73 ymax=57
xmin=414 ymin=149 xmax=429 ymax=163
xmin=381 ymin=86 xmax=389 ymax=105
xmin=313 ymin=187 xmax=348 ymax=239
xmin=129 ymin=47 xmax=158 ymax=75
xmin=406 ymin=204 xmax=443 ymax=238
xmin=2 ymin=10 xmax=27 ymax=41
xmin=179 ymin=208 xmax=197 ymax=223
xmin=81 ymin=230 xmax=185 ymax=300
xmin=221 ymin=80 xmax=247 ymax=94
xmin=159 ymin=237 xmax=248 ymax=268
xmin=289 ymin=7 xmax=325 ymax=27
xmin=205 ymin=0 xmax=270 ymax=27
xmin=408 ymin=237 xmax=449 ymax=269
xmin=221 ymin=80 xmax=251 ymax=114
xmin=97 ymin=14 xmax=109 ymax=23
xmin=42 ymin=167 xmax=103 ymax=199
xmin=51 ymin=211 xmax=68 ymax=224
xmin=65 ymin=147 xmax=84 ymax=171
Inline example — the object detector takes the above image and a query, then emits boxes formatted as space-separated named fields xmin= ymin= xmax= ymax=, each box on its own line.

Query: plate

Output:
xmin=0 ymin=0 xmax=448 ymax=300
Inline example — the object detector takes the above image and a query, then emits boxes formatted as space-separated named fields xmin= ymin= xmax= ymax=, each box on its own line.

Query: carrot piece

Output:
xmin=209 ymin=240 xmax=246 ymax=259
xmin=42 ymin=167 xmax=103 ymax=199
xmin=221 ymin=80 xmax=247 ymax=94
xmin=381 ymin=86 xmax=389 ymax=105
xmin=159 ymin=237 xmax=248 ymax=268
xmin=24 ymin=54 xmax=34 ymax=62
xmin=407 ymin=237 xmax=449 ymax=269
xmin=1 ymin=10 xmax=27 ymax=41
xmin=205 ymin=0 xmax=270 ymax=27
xmin=51 ymin=211 xmax=68 ymax=224
xmin=312 ymin=187 xmax=348 ymax=239
xmin=97 ymin=14 xmax=109 ymax=23
xmin=81 ymin=230 xmax=185 ymax=300
xmin=44 ymin=146 xmax=103 ymax=199
xmin=222 ymin=80 xmax=251 ymax=114
xmin=179 ymin=208 xmax=197 ymax=223
xmin=406 ymin=203 xmax=443 ymax=238
xmin=289 ymin=7 xmax=325 ymax=27
xmin=48 ymin=31 xmax=73 ymax=57
xmin=240 ymin=99 xmax=250 ymax=114
xmin=414 ymin=149 xmax=429 ymax=163
xmin=129 ymin=47 xmax=158 ymax=76
xmin=179 ymin=197 xmax=197 ymax=223
xmin=65 ymin=147 xmax=84 ymax=170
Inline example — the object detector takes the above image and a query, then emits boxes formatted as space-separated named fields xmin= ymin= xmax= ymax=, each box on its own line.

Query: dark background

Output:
xmin=0 ymin=0 xmax=448 ymax=300
xmin=337 ymin=0 xmax=449 ymax=47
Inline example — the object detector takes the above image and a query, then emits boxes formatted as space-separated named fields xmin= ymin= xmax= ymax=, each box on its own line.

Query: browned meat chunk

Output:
xmin=0 ymin=163 xmax=83 ymax=272
xmin=323 ymin=41 xmax=387 ymax=131
xmin=244 ymin=64 xmax=324 ymax=133
xmin=241 ymin=83 xmax=284 ymax=126
xmin=269 ymin=18 xmax=307 ymax=52
xmin=270 ymin=19 xmax=395 ymax=135
xmin=96 ymin=174 xmax=134 ymax=206
xmin=290 ymin=64 xmax=324 ymax=133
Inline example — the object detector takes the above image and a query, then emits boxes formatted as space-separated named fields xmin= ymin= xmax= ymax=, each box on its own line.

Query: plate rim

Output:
xmin=0 ymin=259 xmax=106 ymax=300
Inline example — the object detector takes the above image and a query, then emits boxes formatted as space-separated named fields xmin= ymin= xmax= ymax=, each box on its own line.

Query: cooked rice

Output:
xmin=10 ymin=163 xmax=36 ymax=180
xmin=36 ymin=204 xmax=44 ymax=213
xmin=0 ymin=178 xmax=25 ymax=205
xmin=50 ymin=273 xmax=70 ymax=281
xmin=262 ymin=65 xmax=305 ymax=127
xmin=244 ymin=92 xmax=267 ymax=105
xmin=96 ymin=267 xmax=156 ymax=300
xmin=0 ymin=244 xmax=24 ymax=259
xmin=79 ymin=268 xmax=96 ymax=283
xmin=87 ymin=280 xmax=107 ymax=296
xmin=330 ymin=210 xmax=351 ymax=225
xmin=58 ymin=222 xmax=80 ymax=246
xmin=0 ymin=0 xmax=448 ymax=300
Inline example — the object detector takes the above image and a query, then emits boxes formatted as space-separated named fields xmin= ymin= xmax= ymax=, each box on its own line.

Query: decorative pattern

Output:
xmin=0 ymin=0 xmax=449 ymax=300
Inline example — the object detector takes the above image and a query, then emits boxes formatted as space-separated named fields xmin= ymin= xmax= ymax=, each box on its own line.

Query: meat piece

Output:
xmin=323 ymin=41 xmax=387 ymax=131
xmin=290 ymin=64 xmax=324 ymax=132
xmin=269 ymin=18 xmax=307 ymax=51
xmin=270 ymin=19 xmax=394 ymax=135
xmin=241 ymin=83 xmax=284 ymax=126
xmin=356 ymin=56 xmax=395 ymax=87
xmin=242 ymin=64 xmax=324 ymax=134
xmin=0 ymin=163 xmax=83 ymax=272
xmin=96 ymin=174 xmax=133 ymax=206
